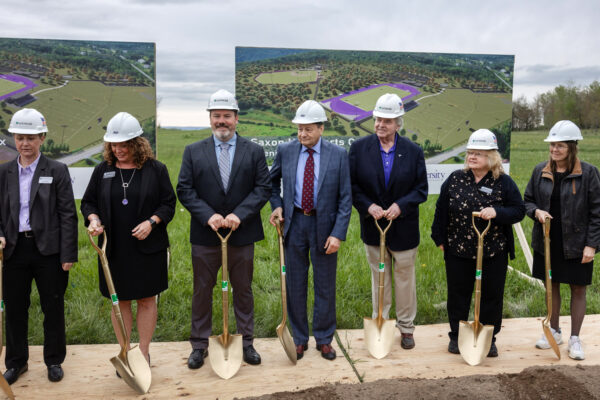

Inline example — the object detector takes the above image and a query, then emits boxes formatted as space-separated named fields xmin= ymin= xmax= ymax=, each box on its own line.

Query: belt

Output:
xmin=19 ymin=231 xmax=34 ymax=239
xmin=294 ymin=207 xmax=316 ymax=216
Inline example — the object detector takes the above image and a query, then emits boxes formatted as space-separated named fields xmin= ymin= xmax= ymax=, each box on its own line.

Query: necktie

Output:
xmin=301 ymin=148 xmax=315 ymax=213
xmin=219 ymin=143 xmax=231 ymax=190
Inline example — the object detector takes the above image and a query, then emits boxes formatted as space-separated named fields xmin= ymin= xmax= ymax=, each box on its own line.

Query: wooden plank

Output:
xmin=514 ymin=222 xmax=534 ymax=273
xmin=1 ymin=336 xmax=358 ymax=399
xmin=342 ymin=314 xmax=600 ymax=382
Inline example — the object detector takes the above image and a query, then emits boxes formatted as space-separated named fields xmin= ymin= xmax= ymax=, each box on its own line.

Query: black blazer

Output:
xmin=80 ymin=159 xmax=176 ymax=256
xmin=349 ymin=134 xmax=428 ymax=251
xmin=177 ymin=134 xmax=270 ymax=247
xmin=0 ymin=154 xmax=78 ymax=262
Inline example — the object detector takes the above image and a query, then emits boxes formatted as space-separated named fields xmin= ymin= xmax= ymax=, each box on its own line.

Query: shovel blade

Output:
xmin=111 ymin=346 xmax=151 ymax=394
xmin=208 ymin=334 xmax=243 ymax=380
xmin=276 ymin=323 xmax=297 ymax=364
xmin=458 ymin=321 xmax=494 ymax=366
xmin=542 ymin=321 xmax=561 ymax=360
xmin=364 ymin=317 xmax=396 ymax=359
xmin=0 ymin=374 xmax=15 ymax=400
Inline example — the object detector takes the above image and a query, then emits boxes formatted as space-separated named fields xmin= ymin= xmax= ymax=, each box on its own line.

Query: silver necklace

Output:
xmin=118 ymin=167 xmax=136 ymax=205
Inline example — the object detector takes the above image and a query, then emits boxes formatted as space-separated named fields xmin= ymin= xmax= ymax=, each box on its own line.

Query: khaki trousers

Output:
xmin=365 ymin=245 xmax=417 ymax=334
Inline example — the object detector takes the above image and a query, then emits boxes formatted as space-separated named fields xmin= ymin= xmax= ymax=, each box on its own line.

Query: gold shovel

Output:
xmin=364 ymin=219 xmax=396 ymax=359
xmin=274 ymin=217 xmax=297 ymax=364
xmin=542 ymin=216 xmax=560 ymax=359
xmin=208 ymin=229 xmax=243 ymax=380
xmin=0 ymin=245 xmax=16 ymax=400
xmin=458 ymin=212 xmax=494 ymax=366
xmin=87 ymin=230 xmax=151 ymax=394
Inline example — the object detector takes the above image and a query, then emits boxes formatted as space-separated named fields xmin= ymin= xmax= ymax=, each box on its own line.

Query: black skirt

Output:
xmin=532 ymin=251 xmax=593 ymax=286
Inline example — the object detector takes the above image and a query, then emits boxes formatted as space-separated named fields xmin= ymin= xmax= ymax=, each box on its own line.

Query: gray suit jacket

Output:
xmin=0 ymin=154 xmax=78 ymax=262
xmin=270 ymin=138 xmax=352 ymax=248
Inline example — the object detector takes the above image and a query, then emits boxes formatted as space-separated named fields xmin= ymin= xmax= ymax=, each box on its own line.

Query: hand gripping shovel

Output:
xmin=364 ymin=219 xmax=396 ymax=359
xmin=208 ymin=229 xmax=243 ymax=380
xmin=0 ymin=245 xmax=16 ymax=400
xmin=458 ymin=212 xmax=494 ymax=366
xmin=274 ymin=217 xmax=297 ymax=364
xmin=87 ymin=230 xmax=151 ymax=394
xmin=542 ymin=217 xmax=560 ymax=359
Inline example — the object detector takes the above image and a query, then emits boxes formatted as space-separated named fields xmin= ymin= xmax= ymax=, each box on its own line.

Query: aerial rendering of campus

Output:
xmin=0 ymin=38 xmax=156 ymax=165
xmin=235 ymin=47 xmax=514 ymax=163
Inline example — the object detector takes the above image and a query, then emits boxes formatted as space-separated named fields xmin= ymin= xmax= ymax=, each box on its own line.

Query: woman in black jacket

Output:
xmin=524 ymin=120 xmax=600 ymax=361
xmin=432 ymin=129 xmax=525 ymax=357
xmin=81 ymin=112 xmax=176 ymax=365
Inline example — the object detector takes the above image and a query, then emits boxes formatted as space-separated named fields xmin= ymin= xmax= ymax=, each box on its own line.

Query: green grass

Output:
xmin=0 ymin=77 xmax=25 ymax=96
xmin=339 ymin=85 xmax=411 ymax=112
xmin=23 ymin=128 xmax=600 ymax=346
xmin=404 ymin=89 xmax=512 ymax=148
xmin=255 ymin=70 xmax=317 ymax=84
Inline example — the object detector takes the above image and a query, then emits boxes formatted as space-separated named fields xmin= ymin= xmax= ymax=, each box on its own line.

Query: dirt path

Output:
xmin=241 ymin=364 xmax=600 ymax=400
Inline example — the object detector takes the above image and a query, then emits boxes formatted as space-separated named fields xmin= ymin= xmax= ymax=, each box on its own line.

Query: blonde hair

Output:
xmin=103 ymin=136 xmax=154 ymax=169
xmin=463 ymin=149 xmax=504 ymax=179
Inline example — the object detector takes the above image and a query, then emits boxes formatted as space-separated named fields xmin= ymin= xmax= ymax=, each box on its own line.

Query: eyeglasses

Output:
xmin=549 ymin=143 xmax=569 ymax=150
xmin=466 ymin=151 xmax=487 ymax=158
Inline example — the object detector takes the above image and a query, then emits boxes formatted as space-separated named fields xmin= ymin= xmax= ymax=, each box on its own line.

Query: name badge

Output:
xmin=103 ymin=171 xmax=116 ymax=179
xmin=479 ymin=186 xmax=492 ymax=195
xmin=39 ymin=176 xmax=53 ymax=184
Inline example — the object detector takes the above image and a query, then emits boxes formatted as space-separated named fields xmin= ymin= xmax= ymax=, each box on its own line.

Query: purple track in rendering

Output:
xmin=321 ymin=83 xmax=421 ymax=121
xmin=0 ymin=74 xmax=37 ymax=101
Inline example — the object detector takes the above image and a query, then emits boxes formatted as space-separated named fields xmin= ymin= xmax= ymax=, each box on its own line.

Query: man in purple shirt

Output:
xmin=349 ymin=94 xmax=428 ymax=350
xmin=0 ymin=109 xmax=78 ymax=384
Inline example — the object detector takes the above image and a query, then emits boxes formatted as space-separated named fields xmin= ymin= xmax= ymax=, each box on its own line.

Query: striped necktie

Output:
xmin=219 ymin=143 xmax=231 ymax=190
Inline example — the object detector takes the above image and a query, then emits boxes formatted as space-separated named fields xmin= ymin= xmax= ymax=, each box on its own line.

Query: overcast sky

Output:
xmin=2 ymin=0 xmax=600 ymax=127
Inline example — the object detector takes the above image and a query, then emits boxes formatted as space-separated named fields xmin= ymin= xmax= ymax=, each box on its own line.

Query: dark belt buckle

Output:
xmin=24 ymin=231 xmax=34 ymax=238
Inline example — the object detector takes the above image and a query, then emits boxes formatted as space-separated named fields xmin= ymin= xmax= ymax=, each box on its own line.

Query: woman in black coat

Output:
xmin=81 ymin=112 xmax=176 ymax=363
xmin=524 ymin=120 xmax=600 ymax=361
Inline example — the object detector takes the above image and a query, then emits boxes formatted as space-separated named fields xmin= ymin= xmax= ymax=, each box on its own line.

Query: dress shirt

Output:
xmin=379 ymin=136 xmax=397 ymax=188
xmin=213 ymin=133 xmax=237 ymax=172
xmin=294 ymin=138 xmax=321 ymax=209
xmin=18 ymin=153 xmax=41 ymax=232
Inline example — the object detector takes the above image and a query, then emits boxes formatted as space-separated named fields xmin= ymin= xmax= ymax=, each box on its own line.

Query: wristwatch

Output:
xmin=147 ymin=218 xmax=156 ymax=227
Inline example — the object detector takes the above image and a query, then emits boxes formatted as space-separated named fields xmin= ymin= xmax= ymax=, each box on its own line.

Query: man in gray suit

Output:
xmin=269 ymin=100 xmax=352 ymax=361
xmin=0 ymin=108 xmax=78 ymax=384
xmin=177 ymin=89 xmax=270 ymax=369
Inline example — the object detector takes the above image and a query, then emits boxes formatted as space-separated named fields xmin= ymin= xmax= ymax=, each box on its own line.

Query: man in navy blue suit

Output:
xmin=269 ymin=100 xmax=351 ymax=361
xmin=349 ymin=93 xmax=428 ymax=350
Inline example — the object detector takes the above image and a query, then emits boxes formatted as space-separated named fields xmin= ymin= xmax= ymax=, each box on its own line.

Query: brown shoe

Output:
xmin=401 ymin=333 xmax=415 ymax=349
xmin=296 ymin=344 xmax=308 ymax=360
xmin=316 ymin=343 xmax=336 ymax=360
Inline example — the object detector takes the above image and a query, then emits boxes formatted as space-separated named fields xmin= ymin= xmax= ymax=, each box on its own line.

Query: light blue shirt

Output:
xmin=294 ymin=138 xmax=321 ymax=209
xmin=18 ymin=153 xmax=41 ymax=232
xmin=213 ymin=133 xmax=237 ymax=172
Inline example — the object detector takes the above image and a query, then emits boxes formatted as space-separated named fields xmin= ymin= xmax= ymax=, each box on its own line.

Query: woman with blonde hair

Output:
xmin=431 ymin=129 xmax=525 ymax=357
xmin=81 ymin=112 xmax=175 ymax=369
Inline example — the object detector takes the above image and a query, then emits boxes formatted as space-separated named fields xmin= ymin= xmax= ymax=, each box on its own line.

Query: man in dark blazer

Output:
xmin=349 ymin=94 xmax=428 ymax=350
xmin=0 ymin=108 xmax=78 ymax=384
xmin=177 ymin=90 xmax=270 ymax=369
xmin=269 ymin=100 xmax=352 ymax=361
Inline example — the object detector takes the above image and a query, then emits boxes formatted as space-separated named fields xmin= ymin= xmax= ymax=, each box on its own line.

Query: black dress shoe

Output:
xmin=487 ymin=342 xmax=498 ymax=357
xmin=401 ymin=333 xmax=415 ymax=349
xmin=243 ymin=344 xmax=261 ymax=365
xmin=48 ymin=364 xmax=64 ymax=382
xmin=296 ymin=343 xmax=308 ymax=360
xmin=188 ymin=348 xmax=208 ymax=369
xmin=4 ymin=364 xmax=28 ymax=385
xmin=316 ymin=343 xmax=336 ymax=360
xmin=448 ymin=339 xmax=460 ymax=354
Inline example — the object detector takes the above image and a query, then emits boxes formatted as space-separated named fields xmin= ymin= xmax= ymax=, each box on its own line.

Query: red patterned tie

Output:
xmin=301 ymin=148 xmax=315 ymax=213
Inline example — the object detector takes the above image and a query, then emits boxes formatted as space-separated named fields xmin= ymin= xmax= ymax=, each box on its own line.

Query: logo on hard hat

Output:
xmin=41 ymin=117 xmax=46 ymax=126
xmin=379 ymin=106 xmax=392 ymax=111
xmin=300 ymin=114 xmax=306 ymax=117
xmin=15 ymin=121 xmax=33 ymax=126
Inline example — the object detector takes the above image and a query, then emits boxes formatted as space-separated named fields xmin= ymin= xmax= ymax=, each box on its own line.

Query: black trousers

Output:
xmin=3 ymin=235 xmax=69 ymax=368
xmin=445 ymin=251 xmax=507 ymax=342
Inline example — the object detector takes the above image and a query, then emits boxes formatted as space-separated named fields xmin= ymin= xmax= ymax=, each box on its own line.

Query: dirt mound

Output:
xmin=240 ymin=365 xmax=600 ymax=400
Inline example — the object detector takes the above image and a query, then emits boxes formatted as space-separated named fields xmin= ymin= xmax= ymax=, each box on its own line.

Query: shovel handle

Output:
xmin=471 ymin=212 xmax=491 ymax=327
xmin=273 ymin=216 xmax=289 ymax=325
xmin=374 ymin=219 xmax=392 ymax=324
xmin=87 ymin=229 xmax=131 ymax=355
xmin=216 ymin=229 xmax=233 ymax=345
xmin=543 ymin=217 xmax=552 ymax=316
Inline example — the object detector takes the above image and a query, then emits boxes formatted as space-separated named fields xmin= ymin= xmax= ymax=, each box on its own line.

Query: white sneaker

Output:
xmin=568 ymin=336 xmax=585 ymax=360
xmin=535 ymin=327 xmax=562 ymax=349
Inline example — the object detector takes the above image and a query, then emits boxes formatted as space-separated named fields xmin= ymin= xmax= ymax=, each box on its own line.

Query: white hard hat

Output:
xmin=373 ymin=93 xmax=405 ymax=118
xmin=292 ymin=100 xmax=327 ymax=124
xmin=544 ymin=120 xmax=583 ymax=142
xmin=103 ymin=112 xmax=143 ymax=143
xmin=8 ymin=108 xmax=48 ymax=134
xmin=467 ymin=129 xmax=498 ymax=150
xmin=207 ymin=89 xmax=239 ymax=111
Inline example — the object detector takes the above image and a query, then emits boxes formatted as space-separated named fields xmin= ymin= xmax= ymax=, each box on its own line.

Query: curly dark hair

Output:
xmin=103 ymin=136 xmax=155 ymax=168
